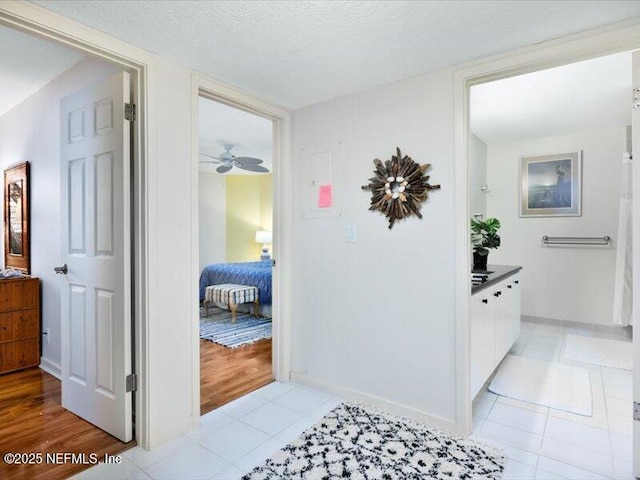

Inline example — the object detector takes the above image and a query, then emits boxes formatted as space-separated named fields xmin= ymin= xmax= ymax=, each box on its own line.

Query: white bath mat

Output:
xmin=489 ymin=355 xmax=592 ymax=416
xmin=564 ymin=335 xmax=632 ymax=371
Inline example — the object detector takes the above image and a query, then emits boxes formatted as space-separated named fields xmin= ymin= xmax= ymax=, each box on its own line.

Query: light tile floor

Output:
xmin=71 ymin=382 xmax=343 ymax=480
xmin=472 ymin=321 xmax=634 ymax=480
xmin=72 ymin=321 xmax=634 ymax=480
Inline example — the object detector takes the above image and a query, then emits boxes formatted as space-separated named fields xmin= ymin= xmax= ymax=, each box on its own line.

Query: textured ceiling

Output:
xmin=0 ymin=24 xmax=84 ymax=116
xmin=470 ymin=51 xmax=631 ymax=144
xmin=199 ymin=97 xmax=272 ymax=175
xmin=31 ymin=1 xmax=640 ymax=109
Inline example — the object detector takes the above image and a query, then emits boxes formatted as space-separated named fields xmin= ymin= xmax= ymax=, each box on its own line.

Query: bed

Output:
xmin=199 ymin=260 xmax=272 ymax=318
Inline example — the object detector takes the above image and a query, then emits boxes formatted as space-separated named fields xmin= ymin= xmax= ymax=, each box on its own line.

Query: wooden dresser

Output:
xmin=0 ymin=277 xmax=40 ymax=374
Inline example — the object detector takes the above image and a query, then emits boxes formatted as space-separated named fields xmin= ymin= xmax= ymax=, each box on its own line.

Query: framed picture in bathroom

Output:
xmin=519 ymin=151 xmax=582 ymax=217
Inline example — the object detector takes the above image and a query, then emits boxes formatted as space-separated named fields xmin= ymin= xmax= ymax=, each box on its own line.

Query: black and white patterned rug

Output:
xmin=243 ymin=402 xmax=504 ymax=479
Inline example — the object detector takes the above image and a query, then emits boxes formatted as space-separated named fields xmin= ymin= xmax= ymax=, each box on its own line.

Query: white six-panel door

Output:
xmin=60 ymin=72 xmax=132 ymax=442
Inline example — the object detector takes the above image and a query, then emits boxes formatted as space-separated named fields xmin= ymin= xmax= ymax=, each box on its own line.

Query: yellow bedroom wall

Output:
xmin=259 ymin=174 xmax=273 ymax=235
xmin=226 ymin=174 xmax=273 ymax=262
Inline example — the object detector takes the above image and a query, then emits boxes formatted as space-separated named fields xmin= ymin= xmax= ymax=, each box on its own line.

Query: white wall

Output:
xmin=469 ymin=132 xmax=488 ymax=218
xmin=146 ymin=57 xmax=196 ymax=444
xmin=487 ymin=127 xmax=626 ymax=325
xmin=0 ymin=57 xmax=119 ymax=372
xmin=291 ymin=70 xmax=458 ymax=427
xmin=198 ymin=171 xmax=226 ymax=270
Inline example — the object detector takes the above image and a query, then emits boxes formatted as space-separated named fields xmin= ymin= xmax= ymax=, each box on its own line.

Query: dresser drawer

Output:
xmin=0 ymin=314 xmax=12 ymax=342
xmin=15 ymin=338 xmax=40 ymax=369
xmin=0 ymin=277 xmax=40 ymax=374
xmin=0 ymin=339 xmax=39 ymax=372
xmin=0 ymin=309 xmax=39 ymax=342
xmin=0 ymin=278 xmax=39 ymax=313
xmin=14 ymin=309 xmax=39 ymax=339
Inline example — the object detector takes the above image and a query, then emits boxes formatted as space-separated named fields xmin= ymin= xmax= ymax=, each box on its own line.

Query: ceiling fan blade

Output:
xmin=199 ymin=160 xmax=221 ymax=164
xmin=200 ymin=152 xmax=223 ymax=161
xmin=234 ymin=157 xmax=263 ymax=165
xmin=216 ymin=164 xmax=233 ymax=174
xmin=239 ymin=164 xmax=270 ymax=173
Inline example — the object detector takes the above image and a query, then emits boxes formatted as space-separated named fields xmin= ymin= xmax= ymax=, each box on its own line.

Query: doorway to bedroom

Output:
xmin=197 ymin=96 xmax=275 ymax=415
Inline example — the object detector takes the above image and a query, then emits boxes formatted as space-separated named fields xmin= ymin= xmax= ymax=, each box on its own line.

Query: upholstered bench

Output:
xmin=204 ymin=284 xmax=259 ymax=322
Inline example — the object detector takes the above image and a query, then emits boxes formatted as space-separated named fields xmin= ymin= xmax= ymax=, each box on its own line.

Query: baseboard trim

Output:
xmin=289 ymin=372 xmax=458 ymax=433
xmin=521 ymin=315 xmax=633 ymax=335
xmin=39 ymin=357 xmax=62 ymax=380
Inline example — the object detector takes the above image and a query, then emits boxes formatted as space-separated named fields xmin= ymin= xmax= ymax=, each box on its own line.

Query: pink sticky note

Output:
xmin=318 ymin=185 xmax=332 ymax=208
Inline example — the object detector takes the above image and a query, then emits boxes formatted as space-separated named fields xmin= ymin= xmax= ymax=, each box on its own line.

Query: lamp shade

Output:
xmin=255 ymin=230 xmax=272 ymax=244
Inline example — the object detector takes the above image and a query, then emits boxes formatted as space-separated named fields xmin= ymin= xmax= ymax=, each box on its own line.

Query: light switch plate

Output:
xmin=346 ymin=225 xmax=357 ymax=243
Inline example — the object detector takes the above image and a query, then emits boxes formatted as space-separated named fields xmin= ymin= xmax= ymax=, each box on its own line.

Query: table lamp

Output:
xmin=255 ymin=230 xmax=272 ymax=260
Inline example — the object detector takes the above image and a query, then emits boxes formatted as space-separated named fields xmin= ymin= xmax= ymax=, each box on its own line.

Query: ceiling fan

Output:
xmin=199 ymin=143 xmax=269 ymax=174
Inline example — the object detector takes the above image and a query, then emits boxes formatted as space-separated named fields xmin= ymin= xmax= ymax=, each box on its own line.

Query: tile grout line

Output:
xmin=602 ymin=375 xmax=617 ymax=478
xmin=538 ymin=398 xmax=550 ymax=459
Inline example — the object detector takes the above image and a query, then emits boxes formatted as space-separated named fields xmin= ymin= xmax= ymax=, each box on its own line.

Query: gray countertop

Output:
xmin=472 ymin=264 xmax=522 ymax=295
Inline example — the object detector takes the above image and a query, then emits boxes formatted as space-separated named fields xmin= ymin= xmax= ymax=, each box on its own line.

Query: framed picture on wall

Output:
xmin=519 ymin=151 xmax=582 ymax=217
xmin=4 ymin=162 xmax=30 ymax=273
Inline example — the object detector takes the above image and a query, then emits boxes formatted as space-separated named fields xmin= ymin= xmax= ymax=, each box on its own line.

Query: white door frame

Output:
xmin=0 ymin=2 xmax=151 ymax=447
xmin=453 ymin=19 xmax=640 ymax=435
xmin=189 ymin=74 xmax=292 ymax=421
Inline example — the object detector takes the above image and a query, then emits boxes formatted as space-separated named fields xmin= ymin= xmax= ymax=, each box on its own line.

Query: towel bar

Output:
xmin=542 ymin=235 xmax=611 ymax=246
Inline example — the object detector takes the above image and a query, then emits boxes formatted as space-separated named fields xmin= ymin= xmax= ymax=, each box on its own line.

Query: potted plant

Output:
xmin=471 ymin=217 xmax=501 ymax=271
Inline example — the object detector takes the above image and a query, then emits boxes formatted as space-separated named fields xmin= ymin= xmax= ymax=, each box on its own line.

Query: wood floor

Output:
xmin=0 ymin=336 xmax=271 ymax=479
xmin=0 ymin=367 xmax=134 ymax=480
xmin=200 ymin=337 xmax=273 ymax=415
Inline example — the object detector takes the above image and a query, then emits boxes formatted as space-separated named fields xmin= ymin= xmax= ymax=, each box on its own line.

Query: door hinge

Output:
xmin=126 ymin=373 xmax=137 ymax=392
xmin=633 ymin=88 xmax=640 ymax=109
xmin=272 ymin=259 xmax=276 ymax=267
xmin=124 ymin=103 xmax=136 ymax=121
xmin=634 ymin=401 xmax=640 ymax=421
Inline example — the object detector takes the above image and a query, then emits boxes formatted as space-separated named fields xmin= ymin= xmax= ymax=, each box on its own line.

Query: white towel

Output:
xmin=612 ymin=154 xmax=632 ymax=326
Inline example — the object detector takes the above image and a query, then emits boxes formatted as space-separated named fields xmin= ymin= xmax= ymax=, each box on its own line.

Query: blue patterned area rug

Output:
xmin=200 ymin=307 xmax=272 ymax=348
xmin=243 ymin=402 xmax=504 ymax=480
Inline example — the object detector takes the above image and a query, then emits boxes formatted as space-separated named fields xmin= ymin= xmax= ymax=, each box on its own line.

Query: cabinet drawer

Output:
xmin=0 ymin=339 xmax=39 ymax=373
xmin=0 ymin=314 xmax=12 ymax=342
xmin=0 ymin=278 xmax=39 ymax=313
xmin=15 ymin=338 xmax=39 ymax=369
xmin=0 ymin=342 xmax=21 ymax=372
xmin=14 ymin=309 xmax=39 ymax=339
xmin=0 ymin=309 xmax=39 ymax=342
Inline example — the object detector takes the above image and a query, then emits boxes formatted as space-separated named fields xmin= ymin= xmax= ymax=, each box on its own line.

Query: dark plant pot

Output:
xmin=473 ymin=252 xmax=488 ymax=271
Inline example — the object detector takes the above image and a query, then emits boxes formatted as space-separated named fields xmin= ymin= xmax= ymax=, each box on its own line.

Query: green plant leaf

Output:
xmin=470 ymin=217 xmax=501 ymax=253
xmin=484 ymin=233 xmax=501 ymax=249
xmin=483 ymin=218 xmax=500 ymax=234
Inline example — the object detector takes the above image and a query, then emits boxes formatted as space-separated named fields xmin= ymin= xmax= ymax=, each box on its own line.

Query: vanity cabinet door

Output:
xmin=494 ymin=280 xmax=509 ymax=362
xmin=494 ymin=275 xmax=522 ymax=363
xmin=505 ymin=275 xmax=522 ymax=349
xmin=470 ymin=289 xmax=497 ymax=399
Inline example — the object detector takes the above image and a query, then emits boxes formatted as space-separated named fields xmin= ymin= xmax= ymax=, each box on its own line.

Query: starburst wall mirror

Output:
xmin=361 ymin=148 xmax=440 ymax=229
